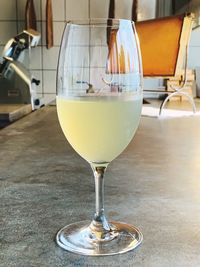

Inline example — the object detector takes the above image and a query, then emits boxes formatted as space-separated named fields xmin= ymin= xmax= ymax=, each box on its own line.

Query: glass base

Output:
xmin=56 ymin=220 xmax=143 ymax=256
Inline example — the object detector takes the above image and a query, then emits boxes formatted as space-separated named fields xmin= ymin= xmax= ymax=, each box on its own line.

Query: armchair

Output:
xmin=135 ymin=13 xmax=196 ymax=115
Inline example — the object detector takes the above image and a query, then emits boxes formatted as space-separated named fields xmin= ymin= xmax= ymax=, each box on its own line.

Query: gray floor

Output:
xmin=0 ymin=106 xmax=200 ymax=267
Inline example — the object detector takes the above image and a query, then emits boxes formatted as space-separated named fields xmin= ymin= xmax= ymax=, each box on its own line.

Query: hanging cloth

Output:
xmin=132 ymin=0 xmax=138 ymax=22
xmin=25 ymin=0 xmax=37 ymax=30
xmin=46 ymin=0 xmax=54 ymax=49
xmin=107 ymin=0 xmax=115 ymax=45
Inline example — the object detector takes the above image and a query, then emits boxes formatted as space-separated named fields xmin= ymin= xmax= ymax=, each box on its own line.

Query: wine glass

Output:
xmin=56 ymin=18 xmax=143 ymax=256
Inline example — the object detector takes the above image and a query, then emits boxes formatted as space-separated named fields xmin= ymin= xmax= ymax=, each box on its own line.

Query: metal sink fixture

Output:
xmin=0 ymin=29 xmax=42 ymax=126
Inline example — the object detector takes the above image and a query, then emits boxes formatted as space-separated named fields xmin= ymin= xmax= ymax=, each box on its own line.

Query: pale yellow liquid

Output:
xmin=57 ymin=95 xmax=142 ymax=163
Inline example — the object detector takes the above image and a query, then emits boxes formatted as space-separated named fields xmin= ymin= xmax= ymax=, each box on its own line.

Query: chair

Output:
xmin=135 ymin=13 xmax=196 ymax=115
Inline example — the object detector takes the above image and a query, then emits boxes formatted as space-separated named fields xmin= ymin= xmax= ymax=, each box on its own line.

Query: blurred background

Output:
xmin=0 ymin=0 xmax=199 ymax=105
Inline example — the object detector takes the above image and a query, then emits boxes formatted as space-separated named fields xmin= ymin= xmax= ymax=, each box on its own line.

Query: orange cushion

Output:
xmin=135 ymin=15 xmax=184 ymax=76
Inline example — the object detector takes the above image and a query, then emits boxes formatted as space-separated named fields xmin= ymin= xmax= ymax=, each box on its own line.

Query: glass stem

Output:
xmin=89 ymin=164 xmax=113 ymax=239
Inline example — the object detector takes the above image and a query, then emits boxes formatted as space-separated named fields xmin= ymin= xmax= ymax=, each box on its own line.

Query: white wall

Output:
xmin=188 ymin=0 xmax=200 ymax=70
xmin=0 ymin=0 xmax=180 ymax=103
xmin=189 ymin=27 xmax=200 ymax=69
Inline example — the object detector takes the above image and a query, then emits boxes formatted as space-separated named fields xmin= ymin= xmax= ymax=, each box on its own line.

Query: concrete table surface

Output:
xmin=0 ymin=106 xmax=200 ymax=267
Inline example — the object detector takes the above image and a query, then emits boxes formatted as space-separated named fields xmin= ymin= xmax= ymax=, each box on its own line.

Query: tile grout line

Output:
xmin=40 ymin=0 xmax=45 ymax=97
xmin=16 ymin=0 xmax=19 ymax=33
xmin=64 ymin=0 xmax=66 ymax=22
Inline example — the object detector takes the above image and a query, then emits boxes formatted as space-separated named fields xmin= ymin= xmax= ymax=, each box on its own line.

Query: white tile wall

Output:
xmin=65 ymin=0 xmax=89 ymax=20
xmin=30 ymin=46 xmax=42 ymax=70
xmin=137 ymin=0 xmax=156 ymax=21
xmin=90 ymin=46 xmax=108 ymax=67
xmin=17 ymin=20 xmax=26 ymax=33
xmin=189 ymin=46 xmax=200 ymax=69
xmin=90 ymin=27 xmax=107 ymax=45
xmin=42 ymin=94 xmax=57 ymax=105
xmin=90 ymin=0 xmax=109 ymax=18
xmin=190 ymin=27 xmax=200 ymax=46
xmin=0 ymin=0 xmax=17 ymax=20
xmin=0 ymin=0 xmax=199 ymax=103
xmin=42 ymin=46 xmax=59 ymax=69
xmin=188 ymin=27 xmax=200 ymax=69
xmin=52 ymin=0 xmax=65 ymax=21
xmin=17 ymin=0 xmax=27 ymax=21
xmin=43 ymin=70 xmax=56 ymax=93
xmin=0 ymin=22 xmax=17 ymax=44
xmin=115 ymin=0 xmax=132 ymax=19
xmin=0 ymin=45 xmax=4 ymax=55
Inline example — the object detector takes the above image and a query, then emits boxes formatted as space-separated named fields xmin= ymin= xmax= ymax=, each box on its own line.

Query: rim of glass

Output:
xmin=65 ymin=18 xmax=135 ymax=27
